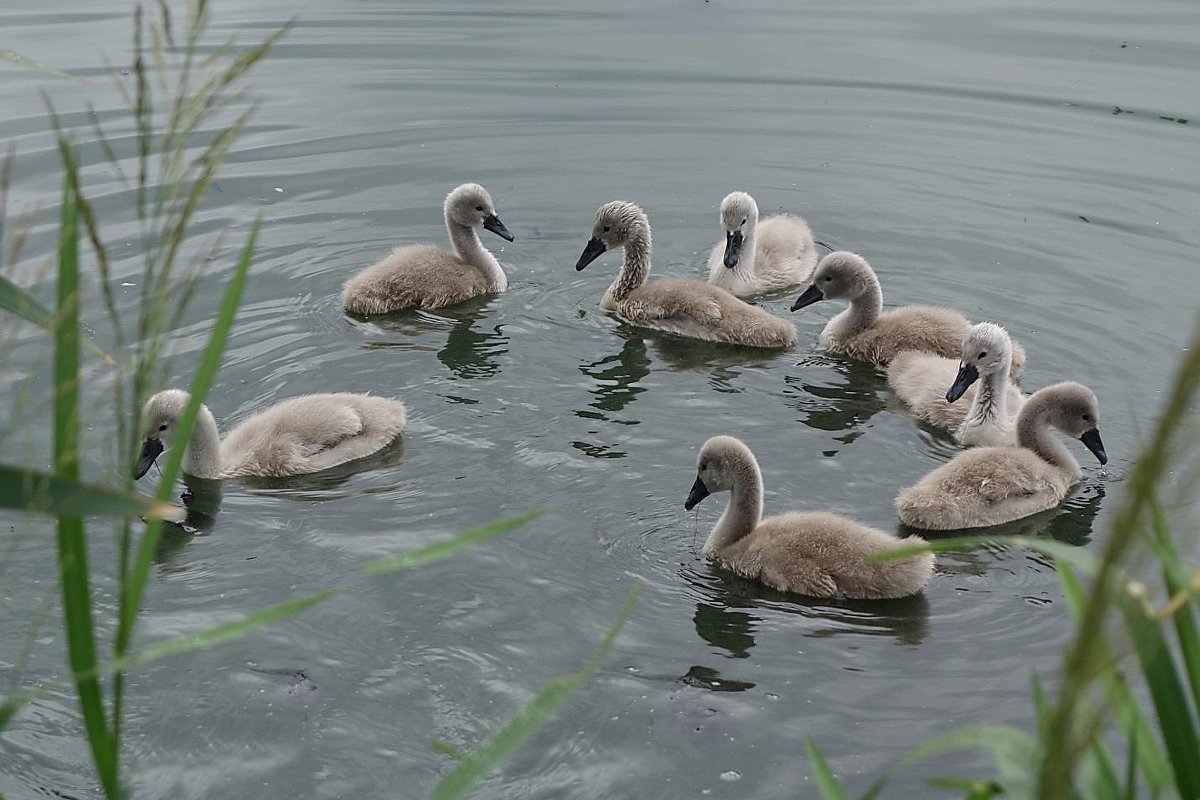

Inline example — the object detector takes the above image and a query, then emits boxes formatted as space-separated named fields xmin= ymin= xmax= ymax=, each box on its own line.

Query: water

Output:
xmin=1 ymin=0 xmax=1197 ymax=797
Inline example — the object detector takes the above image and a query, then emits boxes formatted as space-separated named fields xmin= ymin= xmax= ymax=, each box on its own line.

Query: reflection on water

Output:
xmin=678 ymin=665 xmax=756 ymax=693
xmin=685 ymin=562 xmax=932 ymax=647
xmin=783 ymin=355 xmax=887 ymax=454
xmin=577 ymin=334 xmax=651 ymax=421
xmin=355 ymin=296 xmax=508 ymax=380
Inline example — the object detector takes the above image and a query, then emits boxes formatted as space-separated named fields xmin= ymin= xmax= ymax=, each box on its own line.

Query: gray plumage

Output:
xmin=686 ymin=436 xmax=934 ymax=599
xmin=342 ymin=183 xmax=514 ymax=314
xmin=887 ymin=322 xmax=1026 ymax=446
xmin=136 ymin=389 xmax=407 ymax=480
xmin=895 ymin=382 xmax=1107 ymax=530
xmin=576 ymin=201 xmax=797 ymax=349
xmin=705 ymin=191 xmax=817 ymax=297
xmin=792 ymin=251 xmax=1027 ymax=374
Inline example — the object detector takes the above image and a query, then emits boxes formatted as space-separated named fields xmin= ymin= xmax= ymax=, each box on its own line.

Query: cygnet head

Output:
xmin=718 ymin=191 xmax=759 ymax=269
xmin=946 ymin=322 xmax=1015 ymax=402
xmin=791 ymin=251 xmax=875 ymax=312
xmin=684 ymin=435 xmax=757 ymax=510
xmin=135 ymin=389 xmax=192 ymax=479
xmin=1044 ymin=382 xmax=1107 ymax=465
xmin=444 ymin=183 xmax=514 ymax=241
xmin=575 ymin=200 xmax=650 ymax=271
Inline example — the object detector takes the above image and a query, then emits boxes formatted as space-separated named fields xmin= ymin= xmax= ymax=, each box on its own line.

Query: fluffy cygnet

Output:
xmin=342 ymin=183 xmax=514 ymax=314
xmin=576 ymin=201 xmax=796 ymax=349
xmin=895 ymin=382 xmax=1107 ymax=530
xmin=887 ymin=322 xmax=1025 ymax=446
xmin=685 ymin=435 xmax=934 ymax=599
xmin=705 ymin=191 xmax=817 ymax=297
xmin=792 ymin=251 xmax=1027 ymax=373
xmin=135 ymin=389 xmax=407 ymax=480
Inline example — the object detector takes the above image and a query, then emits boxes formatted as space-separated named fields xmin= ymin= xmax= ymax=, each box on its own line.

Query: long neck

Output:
xmin=1016 ymin=394 xmax=1079 ymax=474
xmin=703 ymin=460 xmax=763 ymax=555
xmin=184 ymin=404 xmax=223 ymax=479
xmin=965 ymin=359 xmax=1011 ymax=428
xmin=608 ymin=227 xmax=652 ymax=303
xmin=447 ymin=217 xmax=507 ymax=291
xmin=839 ymin=273 xmax=883 ymax=335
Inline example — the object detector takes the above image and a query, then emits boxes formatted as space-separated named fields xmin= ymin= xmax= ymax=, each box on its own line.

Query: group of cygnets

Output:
xmin=135 ymin=182 xmax=1109 ymax=603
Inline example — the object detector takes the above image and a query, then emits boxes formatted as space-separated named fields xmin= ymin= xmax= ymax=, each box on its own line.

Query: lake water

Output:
xmin=1 ymin=0 xmax=1198 ymax=797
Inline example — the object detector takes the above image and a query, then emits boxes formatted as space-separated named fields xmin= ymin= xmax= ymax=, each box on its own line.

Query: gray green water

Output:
xmin=1 ymin=0 xmax=1198 ymax=797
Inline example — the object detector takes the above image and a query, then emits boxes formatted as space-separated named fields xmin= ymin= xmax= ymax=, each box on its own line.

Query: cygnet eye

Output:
xmin=158 ymin=424 xmax=168 ymax=432
xmin=1082 ymin=413 xmax=1091 ymax=422
xmin=978 ymin=351 xmax=987 ymax=359
xmin=475 ymin=205 xmax=484 ymax=212
xmin=741 ymin=217 xmax=747 ymax=226
xmin=603 ymin=226 xmax=611 ymax=233
xmin=824 ymin=276 xmax=833 ymax=282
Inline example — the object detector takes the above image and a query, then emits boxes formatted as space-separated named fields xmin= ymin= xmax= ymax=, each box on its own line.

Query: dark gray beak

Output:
xmin=723 ymin=230 xmax=743 ymax=269
xmin=576 ymin=237 xmax=607 ymax=271
xmin=791 ymin=283 xmax=824 ymax=312
xmin=684 ymin=475 xmax=711 ymax=511
xmin=945 ymin=363 xmax=980 ymax=403
xmin=482 ymin=213 xmax=514 ymax=242
xmin=1080 ymin=428 xmax=1108 ymax=465
xmin=134 ymin=438 xmax=164 ymax=479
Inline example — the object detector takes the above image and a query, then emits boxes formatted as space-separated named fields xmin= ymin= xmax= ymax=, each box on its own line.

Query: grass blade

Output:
xmin=52 ymin=160 xmax=117 ymax=796
xmin=0 ymin=274 xmax=115 ymax=364
xmin=113 ymin=218 xmax=261 ymax=671
xmin=1149 ymin=495 xmax=1200 ymax=710
xmin=0 ymin=464 xmax=183 ymax=520
xmin=430 ymin=586 xmax=640 ymax=800
xmin=0 ymin=48 xmax=76 ymax=80
xmin=804 ymin=737 xmax=851 ymax=800
xmin=362 ymin=509 xmax=544 ymax=576
xmin=868 ymin=536 xmax=1099 ymax=575
xmin=1119 ymin=588 xmax=1200 ymax=795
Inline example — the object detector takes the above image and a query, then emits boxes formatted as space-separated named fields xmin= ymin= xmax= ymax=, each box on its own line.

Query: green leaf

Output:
xmin=895 ymin=724 xmax=1038 ymax=799
xmin=0 ymin=464 xmax=183 ymax=520
xmin=868 ymin=535 xmax=1099 ymax=574
xmin=1120 ymin=588 xmax=1200 ymax=796
xmin=52 ymin=160 xmax=117 ymax=796
xmin=927 ymin=777 xmax=1003 ymax=799
xmin=432 ymin=740 xmax=468 ymax=761
xmin=1150 ymin=494 xmax=1200 ymax=713
xmin=430 ymin=586 xmax=640 ymax=800
xmin=363 ymin=509 xmax=544 ymax=576
xmin=0 ymin=48 xmax=75 ymax=80
xmin=0 ymin=274 xmax=113 ymax=363
xmin=804 ymin=737 xmax=851 ymax=800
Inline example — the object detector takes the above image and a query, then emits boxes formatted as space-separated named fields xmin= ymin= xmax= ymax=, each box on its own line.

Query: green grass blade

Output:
xmin=1149 ymin=495 xmax=1200 ymax=711
xmin=868 ymin=536 xmax=1098 ymax=575
xmin=430 ymin=586 xmax=640 ymax=800
xmin=0 ymin=464 xmax=183 ymax=520
xmin=895 ymin=724 xmax=1037 ymax=798
xmin=52 ymin=161 xmax=117 ymax=796
xmin=113 ymin=219 xmax=260 ymax=678
xmin=1119 ymin=589 xmax=1200 ymax=795
xmin=362 ymin=509 xmax=544 ymax=576
xmin=0 ymin=274 xmax=115 ymax=364
xmin=804 ymin=737 xmax=851 ymax=800
xmin=0 ymin=48 xmax=76 ymax=80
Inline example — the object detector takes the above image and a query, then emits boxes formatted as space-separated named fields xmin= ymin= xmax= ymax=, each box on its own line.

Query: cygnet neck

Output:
xmin=184 ymin=404 xmax=223 ymax=479
xmin=831 ymin=269 xmax=883 ymax=338
xmin=732 ymin=209 xmax=760 ymax=279
xmin=446 ymin=214 xmax=507 ymax=291
xmin=703 ymin=452 xmax=764 ymax=556
xmin=965 ymin=357 xmax=1012 ymax=429
xmin=608 ymin=224 xmax=653 ymax=304
xmin=1016 ymin=391 xmax=1080 ymax=475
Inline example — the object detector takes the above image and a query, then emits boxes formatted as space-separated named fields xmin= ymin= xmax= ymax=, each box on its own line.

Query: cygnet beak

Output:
xmin=1080 ymin=428 xmax=1108 ymax=465
xmin=684 ymin=475 xmax=711 ymax=511
xmin=790 ymin=283 xmax=824 ymax=312
xmin=723 ymin=230 xmax=743 ymax=269
xmin=575 ymin=237 xmax=607 ymax=271
xmin=134 ymin=438 xmax=165 ymax=479
xmin=482 ymin=213 xmax=514 ymax=242
xmin=945 ymin=363 xmax=981 ymax=403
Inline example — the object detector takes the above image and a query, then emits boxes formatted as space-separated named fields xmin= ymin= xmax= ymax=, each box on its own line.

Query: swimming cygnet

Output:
xmin=895 ymin=382 xmax=1107 ymax=530
xmin=887 ymin=322 xmax=1026 ymax=446
xmin=342 ymin=183 xmax=514 ymax=314
xmin=685 ymin=435 xmax=934 ymax=599
xmin=575 ymin=201 xmax=796 ymax=349
xmin=705 ymin=191 xmax=817 ymax=297
xmin=791 ymin=251 xmax=1027 ymax=373
xmin=135 ymin=389 xmax=407 ymax=480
